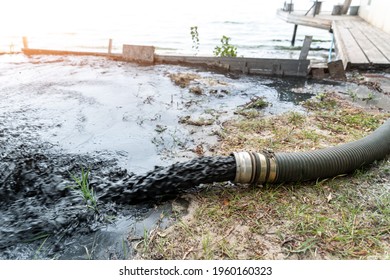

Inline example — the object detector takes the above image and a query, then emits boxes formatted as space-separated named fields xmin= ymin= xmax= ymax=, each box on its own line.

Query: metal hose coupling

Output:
xmin=232 ymin=151 xmax=277 ymax=184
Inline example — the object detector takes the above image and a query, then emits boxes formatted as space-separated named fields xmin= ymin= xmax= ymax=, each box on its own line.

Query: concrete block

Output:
xmin=122 ymin=44 xmax=155 ymax=64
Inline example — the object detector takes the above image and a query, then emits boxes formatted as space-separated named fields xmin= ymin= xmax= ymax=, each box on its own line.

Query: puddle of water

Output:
xmin=0 ymin=54 xmax=318 ymax=260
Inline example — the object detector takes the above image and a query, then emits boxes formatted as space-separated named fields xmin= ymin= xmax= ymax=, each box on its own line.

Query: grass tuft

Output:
xmin=67 ymin=167 xmax=98 ymax=212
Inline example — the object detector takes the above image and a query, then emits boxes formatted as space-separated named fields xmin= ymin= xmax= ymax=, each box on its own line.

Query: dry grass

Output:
xmin=132 ymin=91 xmax=390 ymax=260
xmin=168 ymin=73 xmax=201 ymax=88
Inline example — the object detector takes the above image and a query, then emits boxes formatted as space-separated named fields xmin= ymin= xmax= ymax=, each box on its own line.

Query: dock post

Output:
xmin=22 ymin=37 xmax=28 ymax=49
xmin=108 ymin=38 xmax=112 ymax=54
xmin=341 ymin=0 xmax=352 ymax=14
xmin=291 ymin=24 xmax=298 ymax=46
xmin=299 ymin=35 xmax=312 ymax=60
xmin=328 ymin=32 xmax=334 ymax=62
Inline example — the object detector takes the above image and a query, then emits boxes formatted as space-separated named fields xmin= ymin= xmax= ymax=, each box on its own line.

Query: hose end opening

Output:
xmin=232 ymin=151 xmax=277 ymax=185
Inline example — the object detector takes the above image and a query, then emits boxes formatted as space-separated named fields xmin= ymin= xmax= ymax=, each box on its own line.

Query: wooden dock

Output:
xmin=277 ymin=9 xmax=390 ymax=70
xmin=154 ymin=55 xmax=310 ymax=77
xmin=333 ymin=19 xmax=390 ymax=69
xmin=22 ymin=48 xmax=121 ymax=58
xmin=276 ymin=9 xmax=333 ymax=30
xmin=21 ymin=43 xmax=310 ymax=77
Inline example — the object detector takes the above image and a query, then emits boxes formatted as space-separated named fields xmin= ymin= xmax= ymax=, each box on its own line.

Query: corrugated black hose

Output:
xmin=233 ymin=118 xmax=390 ymax=184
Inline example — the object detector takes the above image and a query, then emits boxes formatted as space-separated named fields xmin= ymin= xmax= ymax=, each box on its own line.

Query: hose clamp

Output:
xmin=232 ymin=152 xmax=253 ymax=184
xmin=233 ymin=151 xmax=277 ymax=184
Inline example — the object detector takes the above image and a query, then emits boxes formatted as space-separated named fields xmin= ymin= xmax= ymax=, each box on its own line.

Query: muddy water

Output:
xmin=0 ymin=54 xmax=315 ymax=259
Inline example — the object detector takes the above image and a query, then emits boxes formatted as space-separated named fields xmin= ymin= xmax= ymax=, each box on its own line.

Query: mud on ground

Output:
xmin=1 ymin=54 xmax=389 ymax=260
xmin=0 ymin=54 xmax=318 ymax=259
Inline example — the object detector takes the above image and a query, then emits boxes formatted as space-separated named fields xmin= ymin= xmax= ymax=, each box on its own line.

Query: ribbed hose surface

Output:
xmin=274 ymin=119 xmax=390 ymax=183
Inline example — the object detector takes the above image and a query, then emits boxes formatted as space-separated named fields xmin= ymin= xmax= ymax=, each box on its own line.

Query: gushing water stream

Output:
xmin=98 ymin=156 xmax=236 ymax=204
xmin=0 ymin=145 xmax=236 ymax=258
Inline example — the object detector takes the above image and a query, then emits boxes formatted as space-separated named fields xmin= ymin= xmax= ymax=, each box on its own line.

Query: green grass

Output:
xmin=33 ymin=235 xmax=49 ymax=259
xmin=67 ymin=167 xmax=98 ymax=212
xmin=139 ymin=167 xmax=390 ymax=259
xmin=287 ymin=111 xmax=305 ymax=126
xmin=235 ymin=108 xmax=262 ymax=119
xmin=122 ymin=237 xmax=128 ymax=259
xmin=201 ymin=233 xmax=214 ymax=260
xmin=347 ymin=89 xmax=358 ymax=101
xmin=244 ymin=96 xmax=269 ymax=110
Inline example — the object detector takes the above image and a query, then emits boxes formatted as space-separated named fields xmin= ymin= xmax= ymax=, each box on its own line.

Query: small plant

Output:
xmin=142 ymin=228 xmax=150 ymax=254
xmin=288 ymin=111 xmax=305 ymax=126
xmin=235 ymin=108 xmax=262 ymax=119
xmin=122 ymin=237 xmax=128 ymax=259
xmin=190 ymin=26 xmax=200 ymax=55
xmin=67 ymin=168 xmax=98 ymax=212
xmin=363 ymin=92 xmax=375 ymax=101
xmin=316 ymin=92 xmax=327 ymax=101
xmin=202 ymin=233 xmax=214 ymax=260
xmin=244 ymin=96 xmax=269 ymax=109
xmin=347 ymin=89 xmax=358 ymax=102
xmin=213 ymin=35 xmax=237 ymax=57
xmin=33 ymin=234 xmax=49 ymax=259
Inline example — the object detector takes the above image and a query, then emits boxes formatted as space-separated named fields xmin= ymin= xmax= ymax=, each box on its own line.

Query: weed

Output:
xmin=33 ymin=235 xmax=49 ymax=259
xmin=347 ymin=89 xmax=358 ymax=101
xmin=302 ymin=129 xmax=320 ymax=143
xmin=342 ymin=113 xmax=380 ymax=130
xmin=168 ymin=72 xmax=201 ymax=88
xmin=202 ymin=233 xmax=214 ymax=260
xmin=287 ymin=111 xmax=305 ymax=126
xmin=84 ymin=246 xmax=93 ymax=260
xmin=122 ymin=237 xmax=128 ymax=259
xmin=303 ymin=95 xmax=337 ymax=110
xmin=368 ymin=92 xmax=375 ymax=100
xmin=239 ymin=96 xmax=269 ymax=111
xmin=190 ymin=26 xmax=200 ymax=55
xmin=143 ymin=228 xmax=149 ymax=253
xmin=315 ymin=92 xmax=327 ymax=101
xmin=179 ymin=116 xmax=214 ymax=126
xmin=213 ymin=35 xmax=237 ymax=57
xmin=67 ymin=168 xmax=98 ymax=212
xmin=235 ymin=109 xmax=262 ymax=119
xmin=288 ymin=237 xmax=318 ymax=254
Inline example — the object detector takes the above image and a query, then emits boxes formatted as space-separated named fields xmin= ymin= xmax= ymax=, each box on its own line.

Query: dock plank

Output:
xmin=347 ymin=20 xmax=389 ymax=64
xmin=333 ymin=20 xmax=369 ymax=68
xmin=277 ymin=8 xmax=390 ymax=70
xmin=276 ymin=10 xmax=331 ymax=30
xmin=356 ymin=21 xmax=390 ymax=62
xmin=332 ymin=21 xmax=349 ymax=68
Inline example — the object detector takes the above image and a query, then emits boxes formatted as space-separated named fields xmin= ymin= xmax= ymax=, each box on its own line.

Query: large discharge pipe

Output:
xmin=233 ymin=118 xmax=390 ymax=184
xmin=104 ymin=118 xmax=389 ymax=204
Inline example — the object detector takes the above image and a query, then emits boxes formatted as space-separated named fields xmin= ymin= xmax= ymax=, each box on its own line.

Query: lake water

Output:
xmin=1 ymin=0 xmax=334 ymax=62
